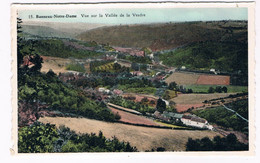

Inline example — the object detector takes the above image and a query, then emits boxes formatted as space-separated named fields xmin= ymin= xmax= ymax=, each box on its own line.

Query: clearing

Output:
xmin=39 ymin=117 xmax=220 ymax=151
xmin=41 ymin=56 xmax=71 ymax=74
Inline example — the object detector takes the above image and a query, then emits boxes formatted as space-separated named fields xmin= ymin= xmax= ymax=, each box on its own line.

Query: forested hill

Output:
xmin=77 ymin=21 xmax=247 ymax=51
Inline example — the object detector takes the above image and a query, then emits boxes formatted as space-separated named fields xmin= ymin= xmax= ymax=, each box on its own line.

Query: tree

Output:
xmin=222 ymin=86 xmax=228 ymax=93
xmin=215 ymin=86 xmax=222 ymax=93
xmin=187 ymin=89 xmax=193 ymax=93
xmin=208 ymin=87 xmax=215 ymax=93
xmin=156 ymin=98 xmax=166 ymax=113
xmin=168 ymin=82 xmax=177 ymax=90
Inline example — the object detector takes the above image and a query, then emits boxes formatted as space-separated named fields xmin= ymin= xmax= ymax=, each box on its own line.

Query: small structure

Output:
xmin=113 ymin=89 xmax=123 ymax=95
xmin=131 ymin=71 xmax=144 ymax=76
xmin=98 ymin=87 xmax=111 ymax=94
xmin=181 ymin=114 xmax=213 ymax=130
xmin=181 ymin=66 xmax=186 ymax=70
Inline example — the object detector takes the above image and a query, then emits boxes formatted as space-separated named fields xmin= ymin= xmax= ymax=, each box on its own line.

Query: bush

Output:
xmin=186 ymin=134 xmax=248 ymax=151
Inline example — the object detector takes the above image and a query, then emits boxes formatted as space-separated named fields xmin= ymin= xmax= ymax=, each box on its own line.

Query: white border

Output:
xmin=1 ymin=0 xmax=259 ymax=163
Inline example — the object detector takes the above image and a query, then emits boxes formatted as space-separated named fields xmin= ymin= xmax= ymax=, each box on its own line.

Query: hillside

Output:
xmin=77 ymin=21 xmax=247 ymax=51
xmin=21 ymin=39 xmax=102 ymax=59
xmin=159 ymin=41 xmax=248 ymax=73
xmin=39 ymin=116 xmax=220 ymax=151
xmin=22 ymin=25 xmax=75 ymax=38
xmin=21 ymin=21 xmax=111 ymax=38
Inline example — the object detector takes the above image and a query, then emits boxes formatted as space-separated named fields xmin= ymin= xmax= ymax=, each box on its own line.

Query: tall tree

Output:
xmin=156 ymin=98 xmax=166 ymax=113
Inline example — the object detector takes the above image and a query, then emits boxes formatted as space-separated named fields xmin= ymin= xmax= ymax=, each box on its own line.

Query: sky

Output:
xmin=18 ymin=8 xmax=248 ymax=24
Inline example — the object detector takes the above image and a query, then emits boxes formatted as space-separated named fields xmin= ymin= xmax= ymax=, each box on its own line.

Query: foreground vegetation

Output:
xmin=186 ymin=134 xmax=248 ymax=151
xmin=18 ymin=122 xmax=137 ymax=153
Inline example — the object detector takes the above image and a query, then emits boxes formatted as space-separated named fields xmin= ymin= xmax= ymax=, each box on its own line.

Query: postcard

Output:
xmin=11 ymin=2 xmax=255 ymax=155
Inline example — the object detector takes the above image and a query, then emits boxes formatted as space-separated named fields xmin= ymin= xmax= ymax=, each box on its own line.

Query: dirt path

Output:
xmin=39 ymin=116 xmax=220 ymax=151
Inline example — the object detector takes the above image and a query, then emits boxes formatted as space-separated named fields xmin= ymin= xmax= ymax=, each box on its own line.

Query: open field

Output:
xmin=172 ymin=93 xmax=234 ymax=112
xmin=196 ymin=75 xmax=230 ymax=85
xmin=165 ymin=72 xmax=199 ymax=85
xmin=184 ymin=85 xmax=248 ymax=93
xmin=39 ymin=117 xmax=220 ymax=151
xmin=165 ymin=72 xmax=231 ymax=86
xmin=108 ymin=106 xmax=160 ymax=126
xmin=41 ymin=56 xmax=71 ymax=74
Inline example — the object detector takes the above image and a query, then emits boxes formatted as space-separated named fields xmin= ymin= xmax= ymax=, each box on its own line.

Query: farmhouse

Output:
xmin=181 ymin=114 xmax=213 ymax=130
xmin=98 ymin=87 xmax=111 ymax=94
xmin=113 ymin=89 xmax=123 ymax=95
xmin=131 ymin=71 xmax=144 ymax=76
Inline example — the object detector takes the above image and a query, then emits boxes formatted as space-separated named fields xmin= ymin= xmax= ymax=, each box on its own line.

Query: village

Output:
xmin=44 ymin=43 xmax=242 ymax=132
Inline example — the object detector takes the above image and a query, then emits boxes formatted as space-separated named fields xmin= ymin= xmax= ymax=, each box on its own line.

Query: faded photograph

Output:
xmin=13 ymin=3 xmax=251 ymax=153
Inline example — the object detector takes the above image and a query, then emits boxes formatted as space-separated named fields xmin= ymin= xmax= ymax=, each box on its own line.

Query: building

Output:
xmin=181 ymin=114 xmax=213 ymax=130
xmin=131 ymin=71 xmax=144 ymax=76
xmin=98 ymin=87 xmax=111 ymax=94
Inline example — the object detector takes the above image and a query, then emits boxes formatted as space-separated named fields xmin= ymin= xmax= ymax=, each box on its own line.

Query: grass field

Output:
xmin=118 ymin=85 xmax=156 ymax=95
xmin=184 ymin=85 xmax=248 ymax=93
xmin=39 ymin=117 xmax=219 ymax=151
xmin=154 ymin=120 xmax=186 ymax=129
xmin=41 ymin=56 xmax=71 ymax=74
xmin=165 ymin=72 xmax=199 ymax=85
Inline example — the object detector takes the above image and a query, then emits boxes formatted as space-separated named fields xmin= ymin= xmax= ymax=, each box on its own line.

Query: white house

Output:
xmin=181 ymin=114 xmax=214 ymax=130
xmin=98 ymin=87 xmax=110 ymax=94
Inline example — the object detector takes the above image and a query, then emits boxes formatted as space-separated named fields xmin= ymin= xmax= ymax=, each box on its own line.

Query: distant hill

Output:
xmin=21 ymin=21 xmax=111 ymax=39
xmin=21 ymin=25 xmax=75 ymax=38
xmin=77 ymin=21 xmax=247 ymax=51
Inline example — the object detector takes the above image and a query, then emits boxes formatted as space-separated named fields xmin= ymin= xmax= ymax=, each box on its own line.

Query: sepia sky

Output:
xmin=18 ymin=8 xmax=248 ymax=24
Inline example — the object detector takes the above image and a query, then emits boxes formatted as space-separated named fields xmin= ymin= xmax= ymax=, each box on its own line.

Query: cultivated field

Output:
xmin=39 ymin=117 xmax=220 ymax=151
xmin=172 ymin=93 xmax=234 ymax=112
xmin=165 ymin=72 xmax=231 ymax=85
xmin=165 ymin=72 xmax=199 ymax=85
xmin=197 ymin=75 xmax=230 ymax=85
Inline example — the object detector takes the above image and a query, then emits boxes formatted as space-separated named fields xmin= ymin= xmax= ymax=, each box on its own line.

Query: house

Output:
xmin=181 ymin=114 xmax=213 ymax=130
xmin=181 ymin=66 xmax=186 ymax=70
xmin=148 ymin=53 xmax=154 ymax=59
xmin=131 ymin=71 xmax=144 ymax=76
xmin=113 ymin=89 xmax=123 ymax=95
xmin=98 ymin=87 xmax=111 ymax=94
